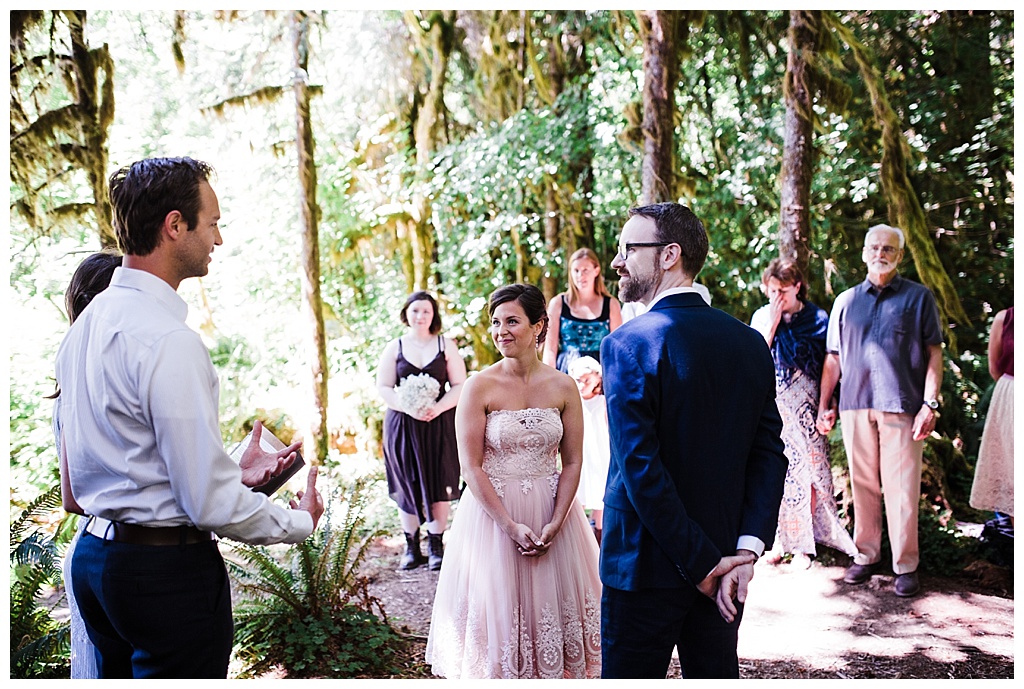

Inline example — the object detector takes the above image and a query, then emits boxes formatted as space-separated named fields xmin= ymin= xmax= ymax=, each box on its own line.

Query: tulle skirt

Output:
xmin=425 ymin=478 xmax=602 ymax=678
xmin=63 ymin=521 xmax=99 ymax=678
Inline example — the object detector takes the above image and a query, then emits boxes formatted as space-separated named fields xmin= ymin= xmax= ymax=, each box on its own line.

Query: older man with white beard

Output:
xmin=816 ymin=224 xmax=943 ymax=598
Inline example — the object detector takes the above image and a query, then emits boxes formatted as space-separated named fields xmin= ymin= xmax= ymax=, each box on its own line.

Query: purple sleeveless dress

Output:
xmin=382 ymin=337 xmax=462 ymax=522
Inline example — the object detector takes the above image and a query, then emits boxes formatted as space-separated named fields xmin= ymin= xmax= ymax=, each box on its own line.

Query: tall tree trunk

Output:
xmin=67 ymin=11 xmax=116 ymax=248
xmin=543 ymin=186 xmax=560 ymax=301
xmin=407 ymin=10 xmax=455 ymax=291
xmin=779 ymin=10 xmax=818 ymax=276
xmin=637 ymin=10 xmax=679 ymax=205
xmin=292 ymin=11 xmax=329 ymax=463
xmin=520 ymin=11 xmax=594 ymax=299
xmin=541 ymin=25 xmax=567 ymax=302
xmin=932 ymin=11 xmax=995 ymax=148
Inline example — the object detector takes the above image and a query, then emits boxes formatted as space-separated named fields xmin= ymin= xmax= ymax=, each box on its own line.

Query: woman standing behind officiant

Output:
xmin=377 ymin=291 xmax=468 ymax=571
xmin=54 ymin=250 xmax=122 ymax=679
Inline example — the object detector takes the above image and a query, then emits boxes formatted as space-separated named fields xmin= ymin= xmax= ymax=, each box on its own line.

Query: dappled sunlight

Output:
xmin=740 ymin=562 xmax=869 ymax=669
xmin=737 ymin=562 xmax=1014 ymax=674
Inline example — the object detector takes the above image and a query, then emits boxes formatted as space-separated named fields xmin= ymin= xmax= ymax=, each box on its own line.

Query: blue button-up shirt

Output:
xmin=825 ymin=274 xmax=942 ymax=414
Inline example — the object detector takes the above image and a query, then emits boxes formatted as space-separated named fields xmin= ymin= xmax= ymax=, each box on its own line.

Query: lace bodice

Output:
xmin=483 ymin=408 xmax=562 ymax=490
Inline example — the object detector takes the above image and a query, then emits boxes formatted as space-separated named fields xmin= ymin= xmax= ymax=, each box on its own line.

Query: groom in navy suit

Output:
xmin=599 ymin=203 xmax=787 ymax=678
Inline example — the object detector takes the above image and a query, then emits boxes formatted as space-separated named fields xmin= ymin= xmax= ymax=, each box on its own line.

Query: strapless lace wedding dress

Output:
xmin=425 ymin=407 xmax=602 ymax=678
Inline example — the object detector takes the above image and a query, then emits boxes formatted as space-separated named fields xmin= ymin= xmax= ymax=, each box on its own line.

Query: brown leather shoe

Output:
xmin=843 ymin=562 xmax=879 ymax=585
xmin=895 ymin=571 xmax=921 ymax=597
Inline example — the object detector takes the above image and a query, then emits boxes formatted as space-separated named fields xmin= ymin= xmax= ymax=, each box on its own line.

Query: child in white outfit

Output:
xmin=568 ymin=356 xmax=611 ymax=544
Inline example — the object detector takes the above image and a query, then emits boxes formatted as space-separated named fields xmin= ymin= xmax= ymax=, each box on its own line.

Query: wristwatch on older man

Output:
xmin=923 ymin=398 xmax=940 ymax=414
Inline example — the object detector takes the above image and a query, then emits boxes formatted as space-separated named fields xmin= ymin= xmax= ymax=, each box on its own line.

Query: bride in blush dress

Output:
xmin=426 ymin=283 xmax=602 ymax=679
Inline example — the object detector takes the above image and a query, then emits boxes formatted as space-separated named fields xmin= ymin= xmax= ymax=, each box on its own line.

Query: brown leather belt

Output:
xmin=86 ymin=517 xmax=214 ymax=546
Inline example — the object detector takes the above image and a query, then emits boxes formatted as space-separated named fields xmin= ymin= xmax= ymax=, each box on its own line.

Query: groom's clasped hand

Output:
xmin=697 ymin=551 xmax=759 ymax=623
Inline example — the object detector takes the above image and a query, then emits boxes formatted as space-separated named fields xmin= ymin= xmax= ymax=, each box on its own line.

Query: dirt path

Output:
xmin=362 ymin=535 xmax=1014 ymax=679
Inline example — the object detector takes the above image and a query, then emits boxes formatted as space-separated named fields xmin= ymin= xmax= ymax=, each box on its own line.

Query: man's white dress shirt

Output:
xmin=55 ymin=267 xmax=312 ymax=545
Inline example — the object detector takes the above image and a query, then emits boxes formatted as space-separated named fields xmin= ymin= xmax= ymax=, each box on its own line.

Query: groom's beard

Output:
xmin=617 ymin=256 xmax=659 ymax=304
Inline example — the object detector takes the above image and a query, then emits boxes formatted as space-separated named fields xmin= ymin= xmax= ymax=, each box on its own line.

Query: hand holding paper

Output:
xmin=232 ymin=420 xmax=306 ymax=495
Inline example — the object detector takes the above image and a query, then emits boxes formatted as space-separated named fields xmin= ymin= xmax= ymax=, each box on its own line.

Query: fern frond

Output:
xmin=11 ymin=620 xmax=70 ymax=664
xmin=13 ymin=532 xmax=62 ymax=580
xmin=228 ymin=474 xmax=400 ymax=678
xmin=10 ymin=483 xmax=63 ymax=550
xmin=227 ymin=545 xmax=305 ymax=611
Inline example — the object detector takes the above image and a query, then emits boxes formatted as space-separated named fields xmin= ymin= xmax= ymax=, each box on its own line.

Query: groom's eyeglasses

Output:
xmin=616 ymin=242 xmax=672 ymax=260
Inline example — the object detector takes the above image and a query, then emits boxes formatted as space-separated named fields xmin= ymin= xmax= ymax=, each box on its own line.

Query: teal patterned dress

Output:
xmin=555 ymin=295 xmax=611 ymax=374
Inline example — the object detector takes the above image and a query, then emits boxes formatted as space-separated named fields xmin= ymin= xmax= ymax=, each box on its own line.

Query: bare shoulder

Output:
xmin=463 ymin=364 xmax=501 ymax=397
xmin=378 ymin=337 xmax=400 ymax=362
xmin=442 ymin=335 xmax=462 ymax=356
xmin=540 ymin=364 xmax=579 ymax=403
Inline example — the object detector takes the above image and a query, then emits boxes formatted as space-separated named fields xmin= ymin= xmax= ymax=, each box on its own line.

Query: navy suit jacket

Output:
xmin=599 ymin=292 xmax=787 ymax=591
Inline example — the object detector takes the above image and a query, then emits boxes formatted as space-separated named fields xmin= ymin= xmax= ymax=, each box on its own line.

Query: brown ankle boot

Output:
xmin=399 ymin=530 xmax=425 ymax=570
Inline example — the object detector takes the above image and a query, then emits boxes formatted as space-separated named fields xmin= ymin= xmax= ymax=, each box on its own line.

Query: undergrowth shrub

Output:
xmin=227 ymin=476 xmax=402 ymax=678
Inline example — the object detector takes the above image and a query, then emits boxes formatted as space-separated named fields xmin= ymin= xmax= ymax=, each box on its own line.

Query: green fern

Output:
xmin=227 ymin=476 xmax=400 ymax=678
xmin=9 ymin=483 xmax=64 ymax=554
xmin=9 ymin=483 xmax=72 ymax=678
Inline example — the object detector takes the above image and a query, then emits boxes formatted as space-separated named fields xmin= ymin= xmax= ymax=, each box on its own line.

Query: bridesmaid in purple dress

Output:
xmin=376 ymin=291 xmax=468 ymax=571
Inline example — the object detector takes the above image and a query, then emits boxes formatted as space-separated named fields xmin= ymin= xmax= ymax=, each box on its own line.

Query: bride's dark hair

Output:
xmin=47 ymin=250 xmax=123 ymax=399
xmin=488 ymin=283 xmax=549 ymax=346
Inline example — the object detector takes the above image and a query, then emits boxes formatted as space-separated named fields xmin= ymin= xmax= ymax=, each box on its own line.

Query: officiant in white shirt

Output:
xmin=55 ymin=157 xmax=324 ymax=679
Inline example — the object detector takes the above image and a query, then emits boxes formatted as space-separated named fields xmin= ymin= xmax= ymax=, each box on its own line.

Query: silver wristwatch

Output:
xmin=924 ymin=398 xmax=939 ymax=411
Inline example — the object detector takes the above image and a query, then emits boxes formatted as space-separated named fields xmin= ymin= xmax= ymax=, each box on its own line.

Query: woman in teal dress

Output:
xmin=542 ymin=247 xmax=622 ymax=374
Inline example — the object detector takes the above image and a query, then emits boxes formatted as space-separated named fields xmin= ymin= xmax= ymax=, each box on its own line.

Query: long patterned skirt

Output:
xmin=775 ymin=371 xmax=857 ymax=556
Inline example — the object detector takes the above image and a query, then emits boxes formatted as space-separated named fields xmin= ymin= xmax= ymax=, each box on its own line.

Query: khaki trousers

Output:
xmin=840 ymin=409 xmax=922 ymax=574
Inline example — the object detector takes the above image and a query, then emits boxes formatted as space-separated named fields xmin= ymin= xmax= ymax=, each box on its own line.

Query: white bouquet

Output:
xmin=395 ymin=373 xmax=441 ymax=418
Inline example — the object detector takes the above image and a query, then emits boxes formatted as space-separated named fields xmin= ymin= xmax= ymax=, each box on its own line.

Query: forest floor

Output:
xmin=362 ymin=532 xmax=1015 ymax=680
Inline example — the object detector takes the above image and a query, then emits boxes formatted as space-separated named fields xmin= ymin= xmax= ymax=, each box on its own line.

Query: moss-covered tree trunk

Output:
xmin=406 ymin=10 xmax=456 ymax=292
xmin=779 ymin=10 xmax=817 ymax=277
xmin=537 ymin=17 xmax=593 ymax=300
xmin=293 ymin=11 xmax=329 ymax=463
xmin=637 ymin=10 xmax=679 ymax=205
xmin=67 ymin=11 xmax=116 ymax=248
xmin=541 ymin=27 xmax=566 ymax=303
xmin=10 ymin=10 xmax=116 ymax=247
xmin=835 ymin=20 xmax=969 ymax=342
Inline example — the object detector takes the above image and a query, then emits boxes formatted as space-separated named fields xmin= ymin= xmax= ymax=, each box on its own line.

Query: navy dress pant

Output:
xmin=601 ymin=583 xmax=744 ymax=679
xmin=71 ymin=532 xmax=234 ymax=678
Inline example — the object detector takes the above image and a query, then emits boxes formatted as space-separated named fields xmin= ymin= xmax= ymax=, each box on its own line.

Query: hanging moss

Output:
xmin=10 ymin=10 xmax=116 ymax=247
xmin=827 ymin=15 xmax=970 ymax=349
